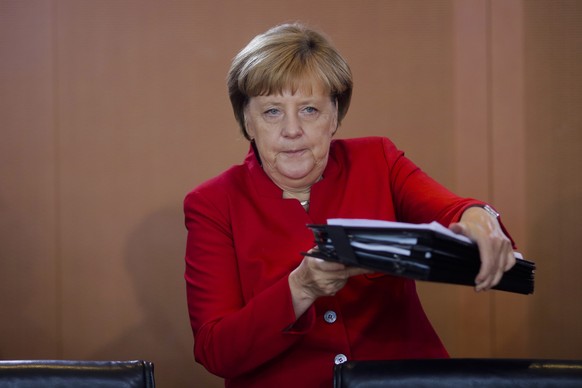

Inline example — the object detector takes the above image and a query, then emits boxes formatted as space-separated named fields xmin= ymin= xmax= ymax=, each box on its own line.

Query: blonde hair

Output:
xmin=227 ymin=23 xmax=353 ymax=140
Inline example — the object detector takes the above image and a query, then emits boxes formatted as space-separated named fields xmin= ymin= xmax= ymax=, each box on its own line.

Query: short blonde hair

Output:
xmin=227 ymin=23 xmax=353 ymax=140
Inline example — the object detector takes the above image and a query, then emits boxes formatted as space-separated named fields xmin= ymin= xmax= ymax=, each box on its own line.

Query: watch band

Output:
xmin=482 ymin=204 xmax=500 ymax=219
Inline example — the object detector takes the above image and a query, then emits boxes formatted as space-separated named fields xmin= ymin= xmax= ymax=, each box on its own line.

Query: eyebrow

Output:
xmin=254 ymin=94 xmax=328 ymax=106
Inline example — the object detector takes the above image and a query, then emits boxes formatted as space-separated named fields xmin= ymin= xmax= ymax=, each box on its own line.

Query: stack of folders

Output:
xmin=305 ymin=219 xmax=535 ymax=295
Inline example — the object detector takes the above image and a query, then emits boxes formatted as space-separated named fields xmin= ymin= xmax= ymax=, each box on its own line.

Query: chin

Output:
xmin=277 ymin=164 xmax=314 ymax=180
xmin=279 ymin=171 xmax=311 ymax=181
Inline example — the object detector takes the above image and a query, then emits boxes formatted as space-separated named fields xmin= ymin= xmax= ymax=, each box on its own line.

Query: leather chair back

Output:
xmin=334 ymin=358 xmax=582 ymax=388
xmin=0 ymin=360 xmax=155 ymax=388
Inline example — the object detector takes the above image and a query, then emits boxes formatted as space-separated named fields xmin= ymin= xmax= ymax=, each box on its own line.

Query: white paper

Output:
xmin=327 ymin=218 xmax=473 ymax=244
xmin=350 ymin=241 xmax=412 ymax=256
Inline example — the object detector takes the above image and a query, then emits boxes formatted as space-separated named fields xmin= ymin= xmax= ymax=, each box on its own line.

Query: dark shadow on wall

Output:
xmin=90 ymin=204 xmax=222 ymax=387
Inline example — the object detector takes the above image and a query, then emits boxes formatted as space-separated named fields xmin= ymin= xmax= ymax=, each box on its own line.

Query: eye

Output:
xmin=302 ymin=106 xmax=318 ymax=115
xmin=264 ymin=108 xmax=281 ymax=116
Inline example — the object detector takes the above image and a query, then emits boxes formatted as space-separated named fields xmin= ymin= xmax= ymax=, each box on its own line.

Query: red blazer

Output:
xmin=184 ymin=137 xmax=485 ymax=387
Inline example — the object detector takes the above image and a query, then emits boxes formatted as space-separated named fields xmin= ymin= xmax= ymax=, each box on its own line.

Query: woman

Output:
xmin=184 ymin=23 xmax=515 ymax=388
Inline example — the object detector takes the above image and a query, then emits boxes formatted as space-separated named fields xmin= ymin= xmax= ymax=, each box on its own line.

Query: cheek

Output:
xmin=322 ymin=120 xmax=336 ymax=141
xmin=244 ymin=116 xmax=255 ymax=138
xmin=254 ymin=134 xmax=280 ymax=160
xmin=320 ymin=112 xmax=337 ymax=137
xmin=311 ymin=127 xmax=333 ymax=156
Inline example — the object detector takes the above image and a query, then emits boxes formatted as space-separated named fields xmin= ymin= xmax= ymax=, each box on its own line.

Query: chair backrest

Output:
xmin=334 ymin=358 xmax=582 ymax=388
xmin=0 ymin=360 xmax=155 ymax=388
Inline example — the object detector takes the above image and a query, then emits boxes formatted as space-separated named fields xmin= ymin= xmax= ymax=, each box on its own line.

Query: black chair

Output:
xmin=334 ymin=358 xmax=582 ymax=388
xmin=0 ymin=360 xmax=155 ymax=388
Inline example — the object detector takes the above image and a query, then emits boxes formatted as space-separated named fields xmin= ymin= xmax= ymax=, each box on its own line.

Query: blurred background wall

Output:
xmin=1 ymin=0 xmax=581 ymax=386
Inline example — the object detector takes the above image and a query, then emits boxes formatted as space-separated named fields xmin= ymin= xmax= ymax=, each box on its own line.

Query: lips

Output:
xmin=282 ymin=148 xmax=307 ymax=156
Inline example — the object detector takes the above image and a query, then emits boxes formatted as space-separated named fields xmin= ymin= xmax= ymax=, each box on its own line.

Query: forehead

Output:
xmin=257 ymin=76 xmax=330 ymax=100
xmin=257 ymin=70 xmax=330 ymax=94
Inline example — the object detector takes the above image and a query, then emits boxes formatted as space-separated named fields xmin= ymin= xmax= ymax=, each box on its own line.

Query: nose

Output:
xmin=281 ymin=113 xmax=302 ymax=138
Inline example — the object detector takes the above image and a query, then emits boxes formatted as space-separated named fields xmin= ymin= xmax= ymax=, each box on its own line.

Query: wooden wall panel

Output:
xmin=441 ymin=0 xmax=494 ymax=357
xmin=0 ymin=0 xmax=59 ymax=359
xmin=489 ymin=0 xmax=530 ymax=357
xmin=1 ymin=1 xmax=581 ymax=387
xmin=524 ymin=0 xmax=582 ymax=359
xmin=53 ymin=2 xmax=224 ymax=386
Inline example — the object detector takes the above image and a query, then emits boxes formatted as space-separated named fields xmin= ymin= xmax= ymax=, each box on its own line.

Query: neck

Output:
xmin=282 ymin=188 xmax=311 ymax=202
xmin=282 ymin=188 xmax=311 ymax=211
xmin=276 ymin=174 xmax=323 ymax=195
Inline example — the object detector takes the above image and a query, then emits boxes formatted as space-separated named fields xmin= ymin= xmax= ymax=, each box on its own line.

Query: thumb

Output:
xmin=448 ymin=222 xmax=465 ymax=235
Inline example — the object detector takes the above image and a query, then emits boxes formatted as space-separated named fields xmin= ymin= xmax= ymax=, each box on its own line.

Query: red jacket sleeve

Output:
xmin=382 ymin=138 xmax=515 ymax=247
xmin=382 ymin=138 xmax=483 ymax=225
xmin=184 ymin=188 xmax=314 ymax=378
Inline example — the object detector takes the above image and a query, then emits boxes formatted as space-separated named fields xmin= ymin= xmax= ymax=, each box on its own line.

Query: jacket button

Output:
xmin=334 ymin=354 xmax=348 ymax=365
xmin=324 ymin=310 xmax=337 ymax=323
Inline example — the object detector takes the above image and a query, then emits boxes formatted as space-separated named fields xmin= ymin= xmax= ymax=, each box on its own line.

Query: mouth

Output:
xmin=282 ymin=148 xmax=307 ymax=155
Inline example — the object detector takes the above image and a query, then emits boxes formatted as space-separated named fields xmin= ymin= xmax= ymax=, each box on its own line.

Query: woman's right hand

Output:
xmin=288 ymin=251 xmax=370 ymax=318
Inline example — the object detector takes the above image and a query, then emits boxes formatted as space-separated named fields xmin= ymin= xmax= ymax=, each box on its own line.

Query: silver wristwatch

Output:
xmin=482 ymin=204 xmax=500 ymax=219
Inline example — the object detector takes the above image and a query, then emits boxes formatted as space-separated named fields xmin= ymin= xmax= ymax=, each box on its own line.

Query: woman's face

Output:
xmin=245 ymin=81 xmax=338 ymax=192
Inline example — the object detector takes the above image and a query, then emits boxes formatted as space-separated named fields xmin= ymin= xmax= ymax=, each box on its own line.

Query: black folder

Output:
xmin=305 ymin=219 xmax=535 ymax=295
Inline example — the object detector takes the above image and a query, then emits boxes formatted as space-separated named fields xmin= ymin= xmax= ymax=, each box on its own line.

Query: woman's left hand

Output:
xmin=449 ymin=206 xmax=516 ymax=292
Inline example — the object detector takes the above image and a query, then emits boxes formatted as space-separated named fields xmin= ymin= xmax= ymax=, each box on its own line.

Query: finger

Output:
xmin=475 ymin=250 xmax=495 ymax=288
xmin=478 ymin=242 xmax=515 ymax=291
xmin=475 ymin=238 xmax=505 ymax=291
xmin=490 ymin=242 xmax=515 ymax=282
xmin=449 ymin=222 xmax=489 ymax=291
xmin=478 ymin=249 xmax=505 ymax=290
xmin=345 ymin=266 xmax=373 ymax=277
xmin=505 ymin=252 xmax=517 ymax=271
xmin=475 ymin=277 xmax=491 ymax=292
xmin=491 ymin=266 xmax=505 ymax=288
xmin=310 ymin=257 xmax=346 ymax=272
xmin=448 ymin=222 xmax=465 ymax=236
xmin=488 ymin=250 xmax=516 ymax=289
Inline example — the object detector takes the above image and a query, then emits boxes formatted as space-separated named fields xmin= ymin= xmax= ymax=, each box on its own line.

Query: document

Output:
xmin=305 ymin=219 xmax=535 ymax=294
